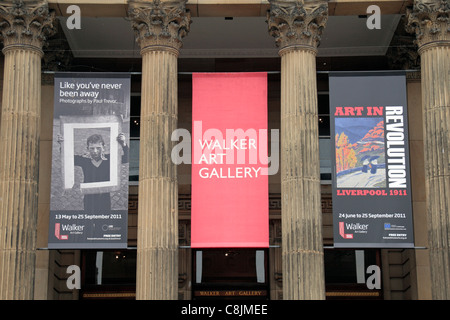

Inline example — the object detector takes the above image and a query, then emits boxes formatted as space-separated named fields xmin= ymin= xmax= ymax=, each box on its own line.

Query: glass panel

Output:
xmin=325 ymin=250 xmax=357 ymax=283
xmin=130 ymin=116 xmax=140 ymax=138
xmin=256 ymin=250 xmax=265 ymax=283
xmin=194 ymin=249 xmax=267 ymax=285
xmin=355 ymin=250 xmax=365 ymax=284
xmin=130 ymin=96 xmax=140 ymax=138
xmin=130 ymin=96 xmax=141 ymax=117
xmin=129 ymin=139 xmax=139 ymax=181
xmin=320 ymin=138 xmax=332 ymax=183
xmin=324 ymin=249 xmax=378 ymax=284
xmin=318 ymin=94 xmax=330 ymax=115
xmin=318 ymin=93 xmax=330 ymax=137
xmin=84 ymin=250 xmax=136 ymax=285
xmin=319 ymin=115 xmax=330 ymax=136
xmin=196 ymin=250 xmax=203 ymax=284
xmin=95 ymin=251 xmax=103 ymax=285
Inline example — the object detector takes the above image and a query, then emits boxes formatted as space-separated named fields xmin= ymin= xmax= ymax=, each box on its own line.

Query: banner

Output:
xmin=330 ymin=71 xmax=414 ymax=248
xmin=191 ymin=73 xmax=269 ymax=248
xmin=48 ymin=73 xmax=130 ymax=249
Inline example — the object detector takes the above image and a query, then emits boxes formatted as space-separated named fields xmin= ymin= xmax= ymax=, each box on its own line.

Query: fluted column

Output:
xmin=406 ymin=0 xmax=450 ymax=300
xmin=267 ymin=0 xmax=328 ymax=300
xmin=0 ymin=0 xmax=55 ymax=300
xmin=128 ymin=0 xmax=190 ymax=300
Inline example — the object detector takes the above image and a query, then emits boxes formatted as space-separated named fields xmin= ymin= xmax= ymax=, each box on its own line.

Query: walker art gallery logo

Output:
xmin=330 ymin=72 xmax=414 ymax=248
xmin=193 ymin=122 xmax=268 ymax=179
xmin=54 ymin=223 xmax=68 ymax=241
xmin=171 ymin=121 xmax=279 ymax=177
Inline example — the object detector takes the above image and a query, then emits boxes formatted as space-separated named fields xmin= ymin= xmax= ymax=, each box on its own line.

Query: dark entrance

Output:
xmin=192 ymin=248 xmax=269 ymax=300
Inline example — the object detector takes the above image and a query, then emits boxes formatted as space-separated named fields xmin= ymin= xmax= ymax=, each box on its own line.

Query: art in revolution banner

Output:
xmin=329 ymin=71 xmax=414 ymax=248
xmin=48 ymin=73 xmax=130 ymax=249
xmin=191 ymin=73 xmax=269 ymax=248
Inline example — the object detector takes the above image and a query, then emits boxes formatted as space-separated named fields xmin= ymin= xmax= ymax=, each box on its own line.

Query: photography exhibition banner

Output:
xmin=330 ymin=71 xmax=414 ymax=248
xmin=48 ymin=73 xmax=130 ymax=249
xmin=191 ymin=73 xmax=269 ymax=248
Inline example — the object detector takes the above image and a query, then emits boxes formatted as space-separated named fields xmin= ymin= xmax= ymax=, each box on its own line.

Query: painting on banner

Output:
xmin=330 ymin=71 xmax=414 ymax=248
xmin=48 ymin=73 xmax=130 ymax=249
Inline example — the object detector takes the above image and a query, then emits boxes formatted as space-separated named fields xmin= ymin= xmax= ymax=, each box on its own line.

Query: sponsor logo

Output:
xmin=102 ymin=224 xmax=121 ymax=231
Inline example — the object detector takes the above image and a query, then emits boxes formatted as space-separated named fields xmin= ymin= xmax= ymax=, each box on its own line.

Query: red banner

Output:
xmin=191 ymin=73 xmax=269 ymax=248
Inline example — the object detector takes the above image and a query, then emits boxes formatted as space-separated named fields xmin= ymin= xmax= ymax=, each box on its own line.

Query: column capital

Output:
xmin=128 ymin=0 xmax=191 ymax=54
xmin=0 ymin=0 xmax=56 ymax=54
xmin=406 ymin=0 xmax=450 ymax=51
xmin=267 ymin=0 xmax=328 ymax=53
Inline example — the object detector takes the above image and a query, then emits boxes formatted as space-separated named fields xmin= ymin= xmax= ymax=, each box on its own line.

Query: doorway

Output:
xmin=192 ymin=248 xmax=269 ymax=300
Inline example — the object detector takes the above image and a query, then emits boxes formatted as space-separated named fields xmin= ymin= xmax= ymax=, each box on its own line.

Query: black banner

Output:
xmin=48 ymin=73 xmax=130 ymax=249
xmin=330 ymin=71 xmax=414 ymax=248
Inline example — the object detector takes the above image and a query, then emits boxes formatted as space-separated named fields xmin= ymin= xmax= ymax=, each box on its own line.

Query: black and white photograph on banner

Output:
xmin=55 ymin=116 xmax=128 ymax=212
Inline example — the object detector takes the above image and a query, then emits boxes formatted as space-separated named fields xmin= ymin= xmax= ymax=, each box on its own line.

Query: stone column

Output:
xmin=0 ymin=0 xmax=55 ymax=300
xmin=406 ymin=0 xmax=450 ymax=300
xmin=128 ymin=0 xmax=190 ymax=300
xmin=267 ymin=0 xmax=328 ymax=300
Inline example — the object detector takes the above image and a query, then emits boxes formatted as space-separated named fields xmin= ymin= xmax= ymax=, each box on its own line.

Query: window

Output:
xmin=319 ymin=92 xmax=332 ymax=183
xmin=81 ymin=250 xmax=136 ymax=299
xmin=318 ymin=93 xmax=330 ymax=137
xmin=324 ymin=249 xmax=382 ymax=299
xmin=129 ymin=94 xmax=141 ymax=182
xmin=193 ymin=249 xmax=269 ymax=299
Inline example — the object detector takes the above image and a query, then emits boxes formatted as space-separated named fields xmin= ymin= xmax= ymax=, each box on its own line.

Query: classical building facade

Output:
xmin=0 ymin=0 xmax=448 ymax=300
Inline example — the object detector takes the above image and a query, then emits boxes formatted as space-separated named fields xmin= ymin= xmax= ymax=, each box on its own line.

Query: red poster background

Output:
xmin=191 ymin=73 xmax=269 ymax=248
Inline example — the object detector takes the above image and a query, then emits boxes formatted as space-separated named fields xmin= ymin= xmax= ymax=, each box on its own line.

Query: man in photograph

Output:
xmin=58 ymin=132 xmax=129 ymax=213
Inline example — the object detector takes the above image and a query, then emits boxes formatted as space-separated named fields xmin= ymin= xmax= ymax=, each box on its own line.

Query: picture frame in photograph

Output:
xmin=60 ymin=115 xmax=124 ymax=195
